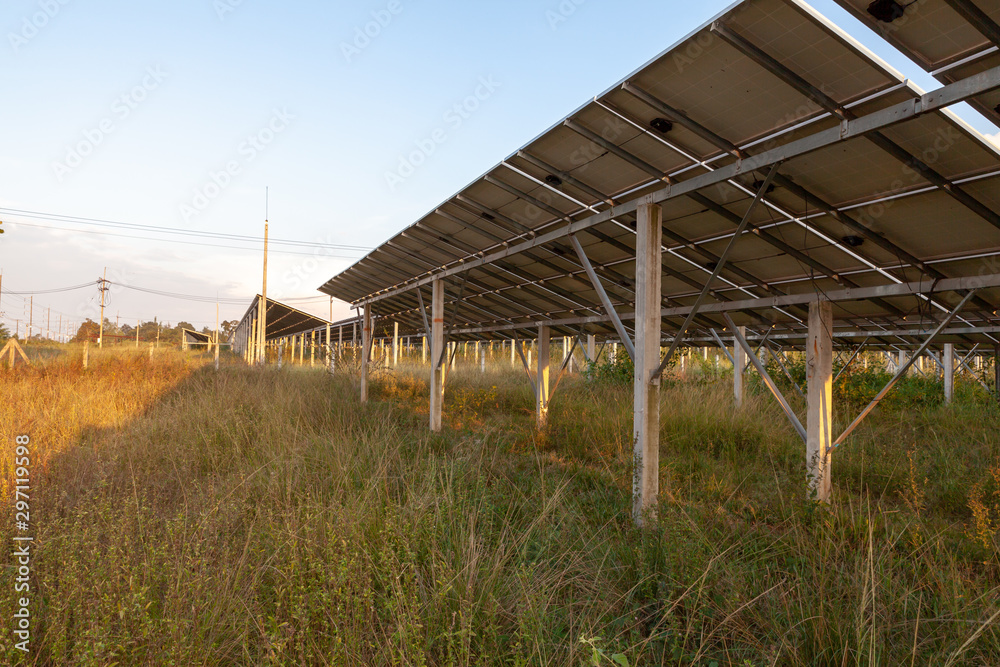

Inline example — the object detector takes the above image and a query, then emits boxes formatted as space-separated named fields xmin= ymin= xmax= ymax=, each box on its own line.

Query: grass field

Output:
xmin=1 ymin=345 xmax=998 ymax=665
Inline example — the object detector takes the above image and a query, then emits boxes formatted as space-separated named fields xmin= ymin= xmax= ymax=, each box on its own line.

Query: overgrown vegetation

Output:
xmin=1 ymin=345 xmax=997 ymax=665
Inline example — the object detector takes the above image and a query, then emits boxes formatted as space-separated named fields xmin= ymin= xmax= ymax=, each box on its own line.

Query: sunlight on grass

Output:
xmin=0 ymin=348 xmax=996 ymax=664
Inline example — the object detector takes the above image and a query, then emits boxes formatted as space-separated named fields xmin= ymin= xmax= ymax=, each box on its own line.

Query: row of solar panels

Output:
xmin=317 ymin=0 xmax=1000 ymax=346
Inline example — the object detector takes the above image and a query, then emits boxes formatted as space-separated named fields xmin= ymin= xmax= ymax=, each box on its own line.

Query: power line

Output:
xmin=7 ymin=219 xmax=366 ymax=259
xmin=2 ymin=281 xmax=96 ymax=295
xmin=0 ymin=207 xmax=373 ymax=251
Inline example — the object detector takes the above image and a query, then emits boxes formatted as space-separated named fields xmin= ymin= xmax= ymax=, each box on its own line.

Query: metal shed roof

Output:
xmin=319 ymin=0 xmax=1000 ymax=348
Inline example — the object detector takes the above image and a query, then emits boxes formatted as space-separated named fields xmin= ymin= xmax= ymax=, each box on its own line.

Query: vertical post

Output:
xmin=993 ymin=343 xmax=1000 ymax=402
xmin=361 ymin=304 xmax=372 ymax=403
xmin=299 ymin=333 xmax=305 ymax=365
xmin=430 ymin=280 xmax=444 ymax=431
xmin=259 ymin=219 xmax=269 ymax=365
xmin=510 ymin=338 xmax=515 ymax=366
xmin=422 ymin=335 xmax=427 ymax=364
xmin=97 ymin=270 xmax=104 ymax=348
xmin=733 ymin=326 xmax=746 ymax=408
xmin=311 ymin=331 xmax=316 ymax=367
xmin=944 ymin=343 xmax=954 ymax=404
xmin=326 ymin=323 xmax=331 ymax=369
xmin=393 ymin=321 xmax=399 ymax=366
xmin=536 ymin=325 xmax=551 ymax=427
xmin=587 ymin=334 xmax=596 ymax=366
xmin=83 ymin=341 xmax=89 ymax=369
xmin=806 ymin=300 xmax=833 ymax=503
xmin=633 ymin=199 xmax=662 ymax=527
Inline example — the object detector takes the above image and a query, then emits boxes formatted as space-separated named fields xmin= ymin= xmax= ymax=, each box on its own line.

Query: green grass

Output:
xmin=0 ymin=347 xmax=998 ymax=665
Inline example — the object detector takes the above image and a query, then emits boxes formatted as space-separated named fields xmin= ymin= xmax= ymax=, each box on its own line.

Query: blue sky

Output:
xmin=1 ymin=0 xmax=997 ymax=337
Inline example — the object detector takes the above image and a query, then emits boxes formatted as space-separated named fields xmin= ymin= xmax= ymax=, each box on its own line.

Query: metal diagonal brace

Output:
xmin=548 ymin=336 xmax=579 ymax=401
xmin=415 ymin=287 xmax=431 ymax=336
xmin=765 ymin=343 xmax=806 ymax=401
xmin=833 ymin=337 xmax=871 ymax=383
xmin=435 ymin=279 xmax=466 ymax=370
xmin=955 ymin=347 xmax=992 ymax=393
xmin=708 ymin=328 xmax=735 ymax=366
xmin=650 ymin=162 xmax=782 ymax=382
xmin=569 ymin=234 xmax=636 ymax=362
xmin=834 ymin=290 xmax=978 ymax=448
xmin=513 ymin=332 xmax=537 ymax=400
xmin=724 ymin=313 xmax=807 ymax=443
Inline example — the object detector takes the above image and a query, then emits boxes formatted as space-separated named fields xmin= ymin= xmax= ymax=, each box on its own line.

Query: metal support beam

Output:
xmin=430 ymin=279 xmax=445 ymax=432
xmin=570 ymin=234 xmax=636 ymax=361
xmin=633 ymin=199 xmax=662 ymax=527
xmin=650 ymin=163 xmax=781 ymax=382
xmin=834 ymin=290 xmax=978 ymax=447
xmin=765 ymin=343 xmax=806 ymax=400
xmin=833 ymin=337 xmax=871 ymax=384
xmin=348 ymin=66 xmax=1000 ymax=309
xmin=708 ymin=328 xmax=736 ymax=366
xmin=725 ymin=314 xmax=807 ymax=444
xmin=806 ymin=300 xmax=834 ymax=503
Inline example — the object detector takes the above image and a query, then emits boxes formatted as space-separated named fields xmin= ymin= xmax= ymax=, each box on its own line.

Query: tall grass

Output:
xmin=0 ymin=348 xmax=997 ymax=664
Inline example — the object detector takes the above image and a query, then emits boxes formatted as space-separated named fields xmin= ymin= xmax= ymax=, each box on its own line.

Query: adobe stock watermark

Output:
xmin=276 ymin=233 xmax=356 ymax=295
xmin=384 ymin=76 xmax=501 ymax=191
xmin=340 ymin=0 xmax=404 ymax=64
xmin=179 ymin=108 xmax=295 ymax=223
xmin=545 ymin=0 xmax=586 ymax=31
xmin=8 ymin=0 xmax=71 ymax=52
xmin=213 ymin=0 xmax=246 ymax=21
xmin=51 ymin=66 xmax=168 ymax=183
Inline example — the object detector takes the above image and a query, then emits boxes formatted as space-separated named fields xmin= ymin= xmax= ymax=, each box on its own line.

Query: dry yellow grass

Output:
xmin=0 ymin=346 xmax=997 ymax=665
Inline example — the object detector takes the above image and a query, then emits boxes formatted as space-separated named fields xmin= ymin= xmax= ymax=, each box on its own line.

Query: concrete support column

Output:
xmin=422 ymin=335 xmax=427 ymax=363
xmin=587 ymin=334 xmax=596 ymax=367
xmin=361 ymin=304 xmax=372 ymax=403
xmin=510 ymin=338 xmax=516 ymax=366
xmin=633 ymin=200 xmax=662 ymax=527
xmin=326 ymin=324 xmax=331 ymax=369
xmin=430 ymin=280 xmax=445 ymax=432
xmin=734 ymin=326 xmax=746 ymax=408
xmin=944 ymin=343 xmax=954 ymax=404
xmin=393 ymin=321 xmax=399 ymax=366
xmin=806 ymin=300 xmax=833 ymax=503
xmin=536 ymin=325 xmax=551 ymax=427
xmin=995 ymin=344 xmax=1000 ymax=404
xmin=310 ymin=331 xmax=316 ymax=367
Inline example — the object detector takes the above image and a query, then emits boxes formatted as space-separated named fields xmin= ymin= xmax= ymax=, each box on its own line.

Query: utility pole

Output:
xmin=257 ymin=188 xmax=269 ymax=365
xmin=215 ymin=301 xmax=220 ymax=370
xmin=156 ymin=323 xmax=160 ymax=348
xmin=98 ymin=268 xmax=108 ymax=348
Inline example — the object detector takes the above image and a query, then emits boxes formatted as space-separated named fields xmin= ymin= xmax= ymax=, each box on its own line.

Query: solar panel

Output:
xmin=832 ymin=0 xmax=1000 ymax=127
xmin=319 ymin=0 xmax=1000 ymax=350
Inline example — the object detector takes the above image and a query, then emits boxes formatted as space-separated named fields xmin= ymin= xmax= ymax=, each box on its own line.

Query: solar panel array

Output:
xmin=318 ymin=0 xmax=1000 ymax=349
